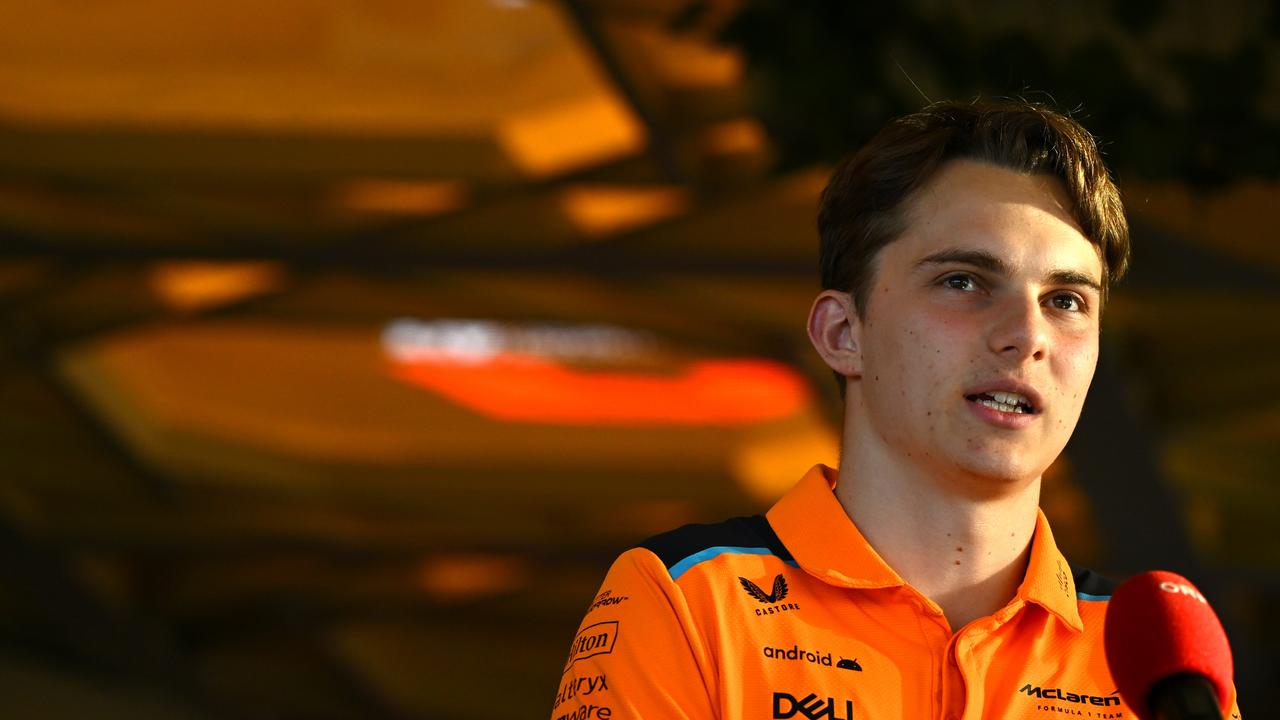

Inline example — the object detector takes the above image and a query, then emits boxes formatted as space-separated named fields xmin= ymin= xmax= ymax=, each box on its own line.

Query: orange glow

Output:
xmin=1123 ymin=180 xmax=1280 ymax=271
xmin=149 ymin=261 xmax=282 ymax=312
xmin=703 ymin=118 xmax=767 ymax=156
xmin=389 ymin=353 xmax=809 ymax=425
xmin=631 ymin=26 xmax=743 ymax=88
xmin=335 ymin=179 xmax=468 ymax=216
xmin=559 ymin=184 xmax=687 ymax=237
xmin=497 ymin=95 xmax=646 ymax=177
xmin=732 ymin=411 xmax=840 ymax=503
xmin=418 ymin=554 xmax=528 ymax=600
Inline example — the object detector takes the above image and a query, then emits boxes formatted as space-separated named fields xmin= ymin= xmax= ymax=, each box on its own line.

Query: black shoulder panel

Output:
xmin=1071 ymin=564 xmax=1118 ymax=599
xmin=639 ymin=514 xmax=793 ymax=571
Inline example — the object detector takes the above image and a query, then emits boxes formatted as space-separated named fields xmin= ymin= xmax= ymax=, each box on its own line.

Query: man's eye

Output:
xmin=942 ymin=274 xmax=976 ymax=291
xmin=1049 ymin=294 xmax=1083 ymax=312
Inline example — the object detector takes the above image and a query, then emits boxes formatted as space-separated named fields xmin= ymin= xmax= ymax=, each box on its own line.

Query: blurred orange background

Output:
xmin=0 ymin=1 xmax=1276 ymax=718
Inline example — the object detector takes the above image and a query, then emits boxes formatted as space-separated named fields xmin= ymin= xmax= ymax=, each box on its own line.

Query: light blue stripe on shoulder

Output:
xmin=1077 ymin=592 xmax=1111 ymax=601
xmin=668 ymin=546 xmax=797 ymax=580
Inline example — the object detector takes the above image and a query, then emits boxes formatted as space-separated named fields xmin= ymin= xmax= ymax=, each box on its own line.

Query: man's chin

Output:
xmin=949 ymin=453 xmax=1048 ymax=495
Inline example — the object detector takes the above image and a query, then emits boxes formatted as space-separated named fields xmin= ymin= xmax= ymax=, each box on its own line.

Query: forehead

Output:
xmin=890 ymin=159 xmax=1102 ymax=276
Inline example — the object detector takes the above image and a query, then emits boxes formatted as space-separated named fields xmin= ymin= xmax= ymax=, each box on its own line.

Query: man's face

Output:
xmin=854 ymin=159 xmax=1104 ymax=488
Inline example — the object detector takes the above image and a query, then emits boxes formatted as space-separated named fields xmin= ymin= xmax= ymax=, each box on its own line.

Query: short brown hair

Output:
xmin=818 ymin=99 xmax=1130 ymax=322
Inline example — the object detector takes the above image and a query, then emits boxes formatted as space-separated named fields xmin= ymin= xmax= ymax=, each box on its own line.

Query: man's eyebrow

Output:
xmin=915 ymin=248 xmax=1011 ymax=275
xmin=1045 ymin=270 xmax=1103 ymax=294
xmin=915 ymin=248 xmax=1102 ymax=293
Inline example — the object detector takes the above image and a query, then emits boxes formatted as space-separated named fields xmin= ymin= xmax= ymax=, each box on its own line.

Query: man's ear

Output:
xmin=807 ymin=290 xmax=863 ymax=380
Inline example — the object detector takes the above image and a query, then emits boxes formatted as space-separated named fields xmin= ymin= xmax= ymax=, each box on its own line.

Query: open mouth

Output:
xmin=965 ymin=391 xmax=1037 ymax=415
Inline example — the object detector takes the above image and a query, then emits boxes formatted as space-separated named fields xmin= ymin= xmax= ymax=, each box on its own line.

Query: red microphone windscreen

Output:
xmin=1104 ymin=571 xmax=1234 ymax=717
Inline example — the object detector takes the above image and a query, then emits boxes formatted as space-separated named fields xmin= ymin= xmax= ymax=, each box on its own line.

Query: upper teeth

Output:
xmin=978 ymin=391 xmax=1031 ymax=413
xmin=990 ymin=391 xmax=1028 ymax=407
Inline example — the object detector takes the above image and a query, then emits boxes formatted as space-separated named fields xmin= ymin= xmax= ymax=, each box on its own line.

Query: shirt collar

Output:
xmin=765 ymin=464 xmax=904 ymax=589
xmin=1018 ymin=508 xmax=1084 ymax=632
xmin=766 ymin=464 xmax=1084 ymax=632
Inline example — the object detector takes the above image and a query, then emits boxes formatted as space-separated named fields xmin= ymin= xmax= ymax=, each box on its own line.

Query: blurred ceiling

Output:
xmin=0 ymin=1 xmax=1277 ymax=719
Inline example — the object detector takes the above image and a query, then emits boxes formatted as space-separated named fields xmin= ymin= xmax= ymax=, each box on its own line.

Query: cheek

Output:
xmin=887 ymin=324 xmax=963 ymax=412
xmin=1056 ymin=338 xmax=1099 ymax=402
xmin=864 ymin=306 xmax=972 ymax=397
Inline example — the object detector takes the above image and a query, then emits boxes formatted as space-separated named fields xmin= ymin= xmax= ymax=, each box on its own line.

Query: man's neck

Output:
xmin=834 ymin=442 xmax=1042 ymax=633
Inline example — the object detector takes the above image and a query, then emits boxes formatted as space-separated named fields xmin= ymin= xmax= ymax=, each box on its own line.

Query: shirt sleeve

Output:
xmin=550 ymin=547 xmax=719 ymax=720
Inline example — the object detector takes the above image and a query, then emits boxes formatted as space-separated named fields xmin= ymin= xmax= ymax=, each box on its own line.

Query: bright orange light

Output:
xmin=732 ymin=411 xmax=839 ymax=503
xmin=497 ymin=95 xmax=646 ymax=177
xmin=558 ymin=184 xmax=687 ymax=237
xmin=389 ymin=353 xmax=810 ymax=425
xmin=149 ymin=261 xmax=282 ymax=312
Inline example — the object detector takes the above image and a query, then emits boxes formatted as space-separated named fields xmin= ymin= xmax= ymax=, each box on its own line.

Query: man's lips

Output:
xmin=965 ymin=395 xmax=1039 ymax=428
xmin=962 ymin=380 xmax=1044 ymax=415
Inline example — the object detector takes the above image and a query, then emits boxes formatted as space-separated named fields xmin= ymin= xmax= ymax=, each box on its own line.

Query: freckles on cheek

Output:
xmin=1058 ymin=333 xmax=1099 ymax=372
xmin=1057 ymin=353 xmax=1098 ymax=411
xmin=1070 ymin=347 xmax=1100 ymax=380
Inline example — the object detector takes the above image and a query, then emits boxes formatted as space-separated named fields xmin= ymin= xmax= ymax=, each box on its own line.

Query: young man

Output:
xmin=552 ymin=100 xmax=1236 ymax=719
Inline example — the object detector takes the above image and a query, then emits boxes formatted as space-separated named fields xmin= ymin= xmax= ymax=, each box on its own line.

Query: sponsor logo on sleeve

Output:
xmin=553 ymin=704 xmax=613 ymax=720
xmin=772 ymin=691 xmax=855 ymax=720
xmin=563 ymin=621 xmax=618 ymax=673
xmin=585 ymin=589 xmax=629 ymax=614
xmin=553 ymin=674 xmax=610 ymax=711
xmin=740 ymin=574 xmax=801 ymax=617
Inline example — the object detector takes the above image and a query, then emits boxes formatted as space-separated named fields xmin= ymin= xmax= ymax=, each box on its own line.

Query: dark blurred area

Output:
xmin=0 ymin=1 xmax=1275 ymax=718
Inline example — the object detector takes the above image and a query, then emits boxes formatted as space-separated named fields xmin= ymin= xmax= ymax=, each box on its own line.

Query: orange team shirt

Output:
xmin=552 ymin=465 xmax=1242 ymax=720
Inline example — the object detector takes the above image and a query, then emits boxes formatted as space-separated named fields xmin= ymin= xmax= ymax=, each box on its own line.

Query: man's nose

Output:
xmin=987 ymin=295 xmax=1048 ymax=362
